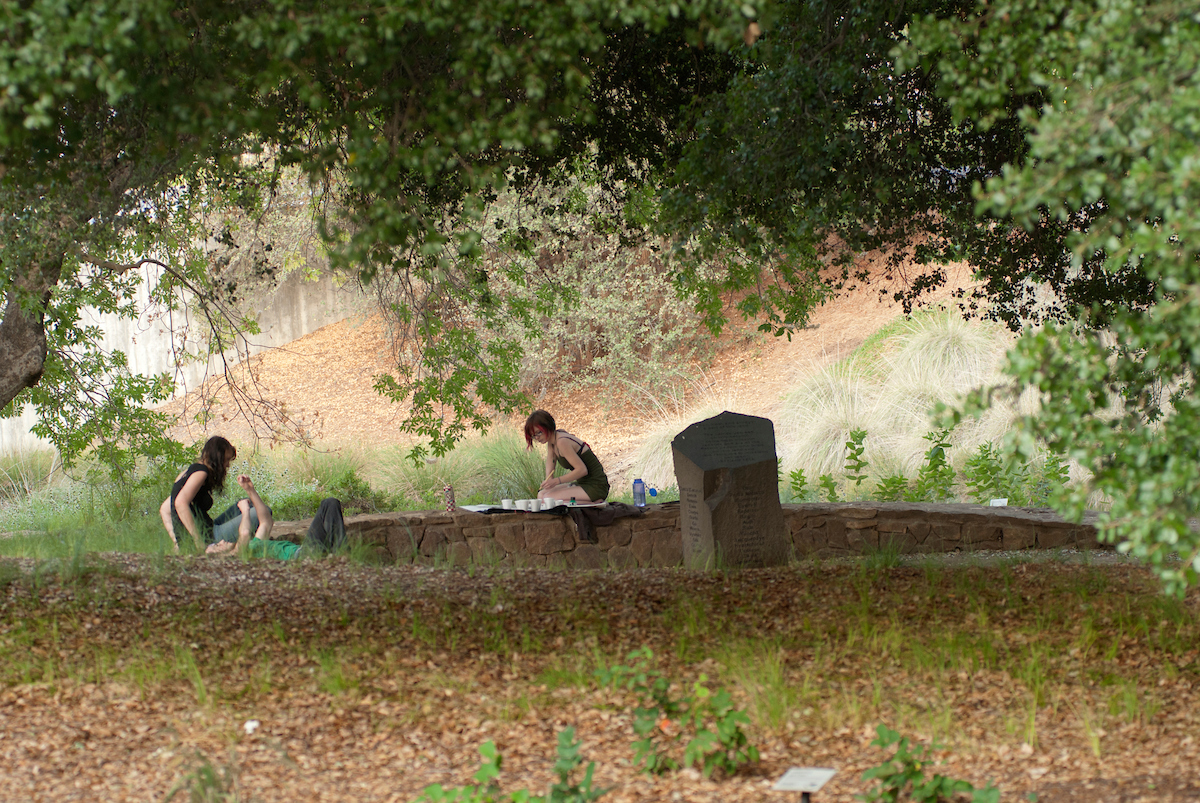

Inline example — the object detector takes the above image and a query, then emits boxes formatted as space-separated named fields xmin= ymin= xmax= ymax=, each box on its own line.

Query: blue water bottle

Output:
xmin=633 ymin=478 xmax=646 ymax=507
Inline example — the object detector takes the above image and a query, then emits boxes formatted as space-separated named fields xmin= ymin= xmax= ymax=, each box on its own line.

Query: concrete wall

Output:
xmin=271 ymin=502 xmax=1106 ymax=568
xmin=1 ymin=268 xmax=363 ymax=452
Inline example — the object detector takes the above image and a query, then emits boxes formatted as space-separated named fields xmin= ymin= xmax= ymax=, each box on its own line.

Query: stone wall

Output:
xmin=786 ymin=502 xmax=1102 ymax=557
xmin=271 ymin=502 xmax=1105 ymax=567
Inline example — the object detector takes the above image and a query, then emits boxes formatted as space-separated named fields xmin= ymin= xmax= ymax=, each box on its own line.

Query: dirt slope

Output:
xmin=162 ymin=258 xmax=976 ymax=482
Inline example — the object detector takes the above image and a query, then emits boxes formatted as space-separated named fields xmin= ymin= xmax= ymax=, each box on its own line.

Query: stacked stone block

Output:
xmin=268 ymin=502 xmax=1105 ymax=567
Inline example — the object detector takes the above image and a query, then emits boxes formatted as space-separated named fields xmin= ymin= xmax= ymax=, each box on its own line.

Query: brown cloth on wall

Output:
xmin=567 ymin=501 xmax=646 ymax=544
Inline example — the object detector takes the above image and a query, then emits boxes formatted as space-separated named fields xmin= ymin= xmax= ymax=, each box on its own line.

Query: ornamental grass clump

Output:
xmin=776 ymin=310 xmax=1017 ymax=490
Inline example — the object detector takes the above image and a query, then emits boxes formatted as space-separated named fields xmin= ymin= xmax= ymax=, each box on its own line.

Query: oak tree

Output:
xmin=0 ymin=0 xmax=751 ymax=469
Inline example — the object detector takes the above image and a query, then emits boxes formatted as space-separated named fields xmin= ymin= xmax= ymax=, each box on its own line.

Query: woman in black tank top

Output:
xmin=524 ymin=410 xmax=610 ymax=503
xmin=159 ymin=436 xmax=273 ymax=552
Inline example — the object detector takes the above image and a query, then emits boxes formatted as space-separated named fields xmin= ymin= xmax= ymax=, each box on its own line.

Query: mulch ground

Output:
xmin=1 ymin=556 xmax=1198 ymax=802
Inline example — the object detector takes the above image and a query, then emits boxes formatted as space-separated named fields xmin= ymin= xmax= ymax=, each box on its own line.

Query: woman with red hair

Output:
xmin=524 ymin=410 xmax=610 ymax=504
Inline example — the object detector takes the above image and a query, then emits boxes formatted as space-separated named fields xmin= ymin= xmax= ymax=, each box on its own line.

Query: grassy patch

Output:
xmin=0 ymin=557 xmax=1195 ymax=800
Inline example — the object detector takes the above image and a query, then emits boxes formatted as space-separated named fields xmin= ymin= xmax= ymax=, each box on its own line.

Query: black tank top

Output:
xmin=170 ymin=463 xmax=214 ymax=538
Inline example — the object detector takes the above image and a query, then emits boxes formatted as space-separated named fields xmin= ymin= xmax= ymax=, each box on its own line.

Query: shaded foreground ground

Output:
xmin=1 ymin=556 xmax=1198 ymax=802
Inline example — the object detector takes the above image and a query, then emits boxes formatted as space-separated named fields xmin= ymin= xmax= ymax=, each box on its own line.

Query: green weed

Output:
xmin=910 ymin=429 xmax=956 ymax=502
xmin=538 ymin=649 xmax=606 ymax=691
xmin=786 ymin=467 xmax=810 ymax=502
xmin=862 ymin=538 xmax=904 ymax=572
xmin=844 ymin=428 xmax=870 ymax=496
xmin=165 ymin=751 xmax=244 ymax=802
xmin=175 ymin=645 xmax=209 ymax=706
xmin=667 ymin=593 xmax=711 ymax=662
xmin=720 ymin=640 xmax=803 ymax=733
xmin=859 ymin=725 xmax=999 ymax=802
xmin=413 ymin=729 xmax=607 ymax=803
xmin=317 ymin=649 xmax=358 ymax=695
xmin=597 ymin=646 xmax=759 ymax=778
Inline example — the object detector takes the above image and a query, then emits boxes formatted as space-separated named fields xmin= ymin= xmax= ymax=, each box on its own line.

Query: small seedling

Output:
xmin=413 ymin=730 xmax=607 ymax=803
xmin=789 ymin=468 xmax=809 ymax=501
xmin=858 ymin=725 xmax=998 ymax=803
xmin=818 ymin=474 xmax=840 ymax=503
xmin=598 ymin=647 xmax=759 ymax=778
xmin=844 ymin=429 xmax=869 ymax=493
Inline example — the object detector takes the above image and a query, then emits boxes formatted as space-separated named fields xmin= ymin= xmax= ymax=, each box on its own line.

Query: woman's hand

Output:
xmin=540 ymin=476 xmax=560 ymax=490
xmin=237 ymin=474 xmax=254 ymax=492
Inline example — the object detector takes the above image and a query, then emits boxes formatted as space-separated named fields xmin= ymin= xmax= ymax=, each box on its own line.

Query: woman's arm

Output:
xmin=159 ymin=497 xmax=180 ymax=553
xmin=545 ymin=442 xmax=588 ymax=487
xmin=173 ymin=469 xmax=209 ymax=551
xmin=542 ymin=445 xmax=556 ymax=484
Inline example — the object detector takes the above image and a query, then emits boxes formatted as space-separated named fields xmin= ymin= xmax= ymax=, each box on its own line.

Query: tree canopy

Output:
xmin=915 ymin=0 xmax=1200 ymax=592
xmin=664 ymin=0 xmax=1200 ymax=590
xmin=0 ymin=0 xmax=752 ymax=470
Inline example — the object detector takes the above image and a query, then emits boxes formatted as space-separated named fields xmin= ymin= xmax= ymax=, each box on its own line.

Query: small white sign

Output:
xmin=989 ymin=498 xmax=1009 ymax=507
xmin=773 ymin=767 xmax=837 ymax=792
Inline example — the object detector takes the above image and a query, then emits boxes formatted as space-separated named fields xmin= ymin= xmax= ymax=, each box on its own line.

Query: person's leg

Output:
xmin=538 ymin=484 xmax=593 ymax=502
xmin=211 ymin=499 xmax=259 ymax=543
xmin=233 ymin=500 xmax=254 ymax=554
xmin=304 ymin=498 xmax=347 ymax=555
xmin=246 ymin=490 xmax=273 ymax=541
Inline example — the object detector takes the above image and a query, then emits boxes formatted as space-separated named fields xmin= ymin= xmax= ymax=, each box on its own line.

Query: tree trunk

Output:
xmin=0 ymin=257 xmax=63 ymax=411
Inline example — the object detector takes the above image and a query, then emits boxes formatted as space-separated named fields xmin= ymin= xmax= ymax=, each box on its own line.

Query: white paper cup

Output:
xmin=529 ymin=499 xmax=543 ymax=512
xmin=501 ymin=499 xmax=513 ymax=510
xmin=516 ymin=499 xmax=530 ymax=511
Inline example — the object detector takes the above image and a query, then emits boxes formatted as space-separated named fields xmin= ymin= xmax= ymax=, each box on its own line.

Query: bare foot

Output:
xmin=206 ymin=541 xmax=236 ymax=555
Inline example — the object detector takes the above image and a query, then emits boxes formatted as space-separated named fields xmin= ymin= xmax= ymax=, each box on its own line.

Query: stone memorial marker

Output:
xmin=671 ymin=411 xmax=789 ymax=568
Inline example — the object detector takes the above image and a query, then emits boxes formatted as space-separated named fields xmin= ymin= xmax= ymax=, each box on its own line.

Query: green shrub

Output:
xmin=844 ymin=428 xmax=869 ymax=495
xmin=777 ymin=310 xmax=1017 ymax=489
xmin=909 ymin=430 xmax=956 ymax=503
xmin=597 ymin=646 xmax=759 ymax=778
xmin=785 ymin=468 xmax=810 ymax=503
xmin=375 ymin=431 xmax=544 ymax=508
xmin=859 ymin=725 xmax=998 ymax=803
xmin=961 ymin=442 xmax=1072 ymax=508
xmin=483 ymin=188 xmax=717 ymax=399
xmin=473 ymin=431 xmax=545 ymax=501
xmin=873 ymin=474 xmax=910 ymax=502
xmin=818 ymin=474 xmax=839 ymax=503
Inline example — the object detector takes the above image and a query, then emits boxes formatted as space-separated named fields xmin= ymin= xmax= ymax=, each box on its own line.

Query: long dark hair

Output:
xmin=524 ymin=410 xmax=556 ymax=449
xmin=198 ymin=436 xmax=235 ymax=494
